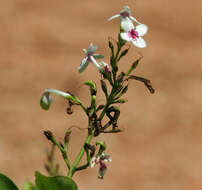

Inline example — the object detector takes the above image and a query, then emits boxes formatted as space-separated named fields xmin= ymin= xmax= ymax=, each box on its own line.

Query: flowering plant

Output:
xmin=0 ymin=5 xmax=154 ymax=190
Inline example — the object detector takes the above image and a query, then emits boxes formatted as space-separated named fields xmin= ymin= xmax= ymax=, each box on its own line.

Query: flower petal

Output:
xmin=132 ymin=37 xmax=147 ymax=48
xmin=120 ymin=32 xmax=131 ymax=41
xmin=121 ymin=18 xmax=134 ymax=32
xmin=90 ymin=157 xmax=96 ymax=168
xmin=94 ymin=54 xmax=104 ymax=59
xmin=122 ymin=6 xmax=131 ymax=15
xmin=100 ymin=61 xmax=108 ymax=67
xmin=108 ymin=14 xmax=120 ymax=21
xmin=98 ymin=162 xmax=107 ymax=179
xmin=88 ymin=43 xmax=98 ymax=54
xmin=136 ymin=24 xmax=148 ymax=37
xmin=82 ymin=49 xmax=87 ymax=54
xmin=78 ymin=57 xmax=89 ymax=72
xmin=90 ymin=56 xmax=102 ymax=70
xmin=45 ymin=88 xmax=71 ymax=98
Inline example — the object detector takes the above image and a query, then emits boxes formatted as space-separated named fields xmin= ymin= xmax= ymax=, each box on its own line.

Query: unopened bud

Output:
xmin=44 ymin=130 xmax=53 ymax=141
xmin=40 ymin=92 xmax=53 ymax=110
xmin=64 ymin=130 xmax=71 ymax=144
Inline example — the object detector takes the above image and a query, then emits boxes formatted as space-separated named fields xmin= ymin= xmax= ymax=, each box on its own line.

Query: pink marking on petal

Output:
xmin=120 ymin=12 xmax=130 ymax=18
xmin=87 ymin=52 xmax=93 ymax=61
xmin=129 ymin=29 xmax=139 ymax=39
xmin=99 ymin=160 xmax=107 ymax=170
xmin=104 ymin=66 xmax=110 ymax=73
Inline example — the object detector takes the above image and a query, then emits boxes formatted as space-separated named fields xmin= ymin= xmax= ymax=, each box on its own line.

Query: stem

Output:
xmin=98 ymin=82 xmax=118 ymax=121
xmin=75 ymin=147 xmax=90 ymax=171
xmin=80 ymin=102 xmax=88 ymax=114
xmin=67 ymin=127 xmax=94 ymax=178
xmin=51 ymin=136 xmax=71 ymax=170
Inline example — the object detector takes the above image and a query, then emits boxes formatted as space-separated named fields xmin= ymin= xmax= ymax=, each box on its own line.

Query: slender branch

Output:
xmin=67 ymin=122 xmax=94 ymax=177
xmin=50 ymin=136 xmax=71 ymax=170
xmin=75 ymin=146 xmax=91 ymax=171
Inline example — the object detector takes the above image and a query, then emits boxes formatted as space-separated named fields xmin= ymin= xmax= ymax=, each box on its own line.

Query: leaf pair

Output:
xmin=0 ymin=172 xmax=78 ymax=190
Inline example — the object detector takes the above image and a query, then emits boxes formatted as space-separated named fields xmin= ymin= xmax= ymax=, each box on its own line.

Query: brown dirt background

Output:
xmin=1 ymin=0 xmax=202 ymax=189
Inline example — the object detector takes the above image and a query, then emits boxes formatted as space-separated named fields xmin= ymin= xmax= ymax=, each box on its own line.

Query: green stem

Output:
xmin=98 ymin=83 xmax=117 ymax=121
xmin=67 ymin=128 xmax=94 ymax=178
xmin=75 ymin=148 xmax=90 ymax=171
xmin=51 ymin=137 xmax=71 ymax=170
xmin=79 ymin=102 xmax=88 ymax=114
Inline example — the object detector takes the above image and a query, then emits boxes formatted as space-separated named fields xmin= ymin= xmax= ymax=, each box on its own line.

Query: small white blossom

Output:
xmin=108 ymin=6 xmax=141 ymax=25
xmin=90 ymin=152 xmax=112 ymax=179
xmin=78 ymin=43 xmax=104 ymax=73
xmin=120 ymin=20 xmax=148 ymax=48
xmin=90 ymin=156 xmax=97 ymax=168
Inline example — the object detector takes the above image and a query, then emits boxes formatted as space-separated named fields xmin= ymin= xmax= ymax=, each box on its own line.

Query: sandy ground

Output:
xmin=1 ymin=0 xmax=202 ymax=189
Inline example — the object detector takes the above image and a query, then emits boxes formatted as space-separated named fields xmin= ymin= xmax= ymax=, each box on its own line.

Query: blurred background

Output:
xmin=1 ymin=0 xmax=202 ymax=189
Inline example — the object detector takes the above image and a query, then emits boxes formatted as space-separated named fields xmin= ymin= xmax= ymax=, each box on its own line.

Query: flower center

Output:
xmin=120 ymin=11 xmax=130 ymax=18
xmin=104 ymin=65 xmax=110 ymax=73
xmin=129 ymin=29 xmax=139 ymax=39
xmin=87 ymin=52 xmax=93 ymax=61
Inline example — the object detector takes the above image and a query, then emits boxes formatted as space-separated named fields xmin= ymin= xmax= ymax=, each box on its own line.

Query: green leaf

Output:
xmin=121 ymin=85 xmax=128 ymax=95
xmin=0 ymin=173 xmax=19 ymax=190
xmin=117 ymin=48 xmax=129 ymax=61
xmin=116 ymin=85 xmax=128 ymax=99
xmin=108 ymin=40 xmax=114 ymax=59
xmin=23 ymin=181 xmax=36 ymax=190
xmin=96 ymin=104 xmax=105 ymax=112
xmin=126 ymin=57 xmax=142 ymax=76
xmin=101 ymin=80 xmax=108 ymax=99
xmin=35 ymin=172 xmax=78 ymax=190
xmin=84 ymin=80 xmax=97 ymax=95
xmin=113 ymin=99 xmax=127 ymax=104
xmin=94 ymin=54 xmax=104 ymax=59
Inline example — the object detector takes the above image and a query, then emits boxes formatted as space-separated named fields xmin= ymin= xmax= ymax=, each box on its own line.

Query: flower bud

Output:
xmin=64 ymin=130 xmax=71 ymax=144
xmin=40 ymin=92 xmax=53 ymax=110
xmin=84 ymin=80 xmax=97 ymax=96
xmin=44 ymin=130 xmax=53 ymax=141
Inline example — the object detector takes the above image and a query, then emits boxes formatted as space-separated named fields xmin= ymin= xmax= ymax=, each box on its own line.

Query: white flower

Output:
xmin=90 ymin=152 xmax=112 ymax=179
xmin=90 ymin=156 xmax=97 ymax=168
xmin=120 ymin=20 xmax=148 ymax=48
xmin=108 ymin=5 xmax=141 ymax=25
xmin=78 ymin=43 xmax=104 ymax=73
